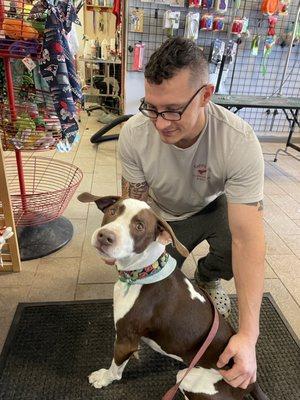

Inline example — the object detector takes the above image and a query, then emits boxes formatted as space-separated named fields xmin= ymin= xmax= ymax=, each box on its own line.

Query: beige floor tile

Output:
xmin=281 ymin=235 xmax=300 ymax=257
xmin=27 ymin=258 xmax=80 ymax=302
xmin=53 ymin=152 xmax=75 ymax=163
xmin=0 ymin=286 xmax=31 ymax=315
xmin=96 ymin=150 xmax=117 ymax=167
xmin=63 ymin=195 xmax=89 ymax=219
xmin=76 ymin=145 xmax=98 ymax=157
xmin=181 ymin=254 xmax=197 ymax=278
xmin=97 ymin=140 xmax=116 ymax=152
xmin=192 ymin=241 xmax=209 ymax=258
xmin=263 ymin=177 xmax=286 ymax=196
xmin=265 ymin=162 xmax=300 ymax=203
xmin=92 ymin=167 xmax=117 ymax=184
xmin=283 ymin=278 xmax=300 ymax=305
xmin=0 ymin=315 xmax=14 ymax=352
xmin=91 ymin=177 xmax=117 ymax=196
xmin=264 ymin=222 xmax=293 ymax=255
xmin=267 ymin=255 xmax=300 ymax=306
xmin=269 ymin=194 xmax=300 ymax=220
xmin=116 ymin=158 xmax=122 ymax=174
xmin=271 ymin=154 xmax=300 ymax=180
xmin=72 ymin=156 xmax=96 ymax=173
xmin=117 ymin=175 xmax=122 ymax=196
xmin=264 ymin=278 xmax=300 ymax=338
xmin=75 ymin=283 xmax=114 ymax=300
xmin=263 ymin=202 xmax=300 ymax=236
xmin=78 ymin=252 xmax=118 ymax=284
xmin=266 ymin=255 xmax=300 ymax=280
xmin=76 ymin=173 xmax=93 ymax=193
xmin=85 ymin=206 xmax=104 ymax=236
xmin=265 ymin=260 xmax=277 ymax=279
xmin=0 ymin=259 xmax=39 ymax=287
xmin=294 ymin=219 xmax=300 ymax=228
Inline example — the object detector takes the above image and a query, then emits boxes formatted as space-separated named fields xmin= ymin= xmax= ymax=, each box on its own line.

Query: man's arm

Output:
xmin=217 ymin=201 xmax=265 ymax=389
xmin=121 ymin=177 xmax=149 ymax=201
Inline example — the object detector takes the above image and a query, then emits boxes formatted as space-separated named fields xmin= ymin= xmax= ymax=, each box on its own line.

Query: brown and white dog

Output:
xmin=78 ymin=192 xmax=269 ymax=400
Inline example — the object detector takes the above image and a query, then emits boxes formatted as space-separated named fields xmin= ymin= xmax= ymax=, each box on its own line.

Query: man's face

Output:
xmin=144 ymin=69 xmax=214 ymax=148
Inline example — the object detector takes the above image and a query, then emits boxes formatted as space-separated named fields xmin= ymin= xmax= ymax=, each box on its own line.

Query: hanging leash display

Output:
xmin=251 ymin=19 xmax=263 ymax=56
xmin=200 ymin=14 xmax=214 ymax=30
xmin=261 ymin=15 xmax=278 ymax=75
xmin=188 ymin=0 xmax=201 ymax=8
xmin=184 ymin=12 xmax=200 ymax=40
xmin=202 ymin=0 xmax=214 ymax=10
xmin=214 ymin=0 xmax=229 ymax=14
xmin=231 ymin=17 xmax=249 ymax=35
xmin=163 ymin=10 xmax=181 ymax=37
xmin=132 ymin=42 xmax=145 ymax=72
xmin=213 ymin=16 xmax=225 ymax=31
xmin=129 ymin=7 xmax=144 ymax=33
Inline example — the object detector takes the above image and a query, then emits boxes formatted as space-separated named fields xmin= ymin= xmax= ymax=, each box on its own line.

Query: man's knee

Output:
xmin=197 ymin=246 xmax=233 ymax=281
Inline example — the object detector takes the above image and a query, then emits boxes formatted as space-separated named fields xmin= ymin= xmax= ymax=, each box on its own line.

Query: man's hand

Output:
xmin=217 ymin=332 xmax=257 ymax=389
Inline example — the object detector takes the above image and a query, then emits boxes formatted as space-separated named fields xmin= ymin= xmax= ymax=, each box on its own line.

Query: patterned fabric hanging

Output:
xmin=36 ymin=0 xmax=82 ymax=148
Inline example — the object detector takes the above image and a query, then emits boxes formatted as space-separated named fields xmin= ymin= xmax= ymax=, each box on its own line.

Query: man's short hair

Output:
xmin=144 ymin=37 xmax=209 ymax=86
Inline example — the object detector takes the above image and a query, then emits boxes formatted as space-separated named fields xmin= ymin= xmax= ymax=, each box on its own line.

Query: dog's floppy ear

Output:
xmin=156 ymin=218 xmax=189 ymax=258
xmin=77 ymin=192 xmax=121 ymax=212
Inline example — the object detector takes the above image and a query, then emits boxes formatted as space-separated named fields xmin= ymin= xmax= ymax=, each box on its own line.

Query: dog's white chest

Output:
xmin=113 ymin=281 xmax=142 ymax=325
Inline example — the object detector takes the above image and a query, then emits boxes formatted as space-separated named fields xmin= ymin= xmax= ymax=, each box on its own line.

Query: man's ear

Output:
xmin=77 ymin=192 xmax=121 ymax=212
xmin=156 ymin=218 xmax=189 ymax=258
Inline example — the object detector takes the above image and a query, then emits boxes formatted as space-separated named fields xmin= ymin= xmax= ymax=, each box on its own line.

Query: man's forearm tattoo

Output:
xmin=121 ymin=177 xmax=148 ymax=200
xmin=245 ymin=200 xmax=264 ymax=211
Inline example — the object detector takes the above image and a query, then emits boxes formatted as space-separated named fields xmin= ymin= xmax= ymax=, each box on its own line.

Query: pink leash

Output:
xmin=162 ymin=299 xmax=220 ymax=400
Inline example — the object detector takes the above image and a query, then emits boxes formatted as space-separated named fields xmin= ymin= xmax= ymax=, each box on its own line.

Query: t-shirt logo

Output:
xmin=193 ymin=163 xmax=209 ymax=181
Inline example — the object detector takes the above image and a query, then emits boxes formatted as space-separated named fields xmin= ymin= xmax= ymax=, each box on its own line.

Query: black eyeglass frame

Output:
xmin=139 ymin=84 xmax=207 ymax=121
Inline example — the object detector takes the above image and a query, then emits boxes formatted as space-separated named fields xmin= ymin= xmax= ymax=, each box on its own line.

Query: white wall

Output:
xmin=124 ymin=72 xmax=145 ymax=115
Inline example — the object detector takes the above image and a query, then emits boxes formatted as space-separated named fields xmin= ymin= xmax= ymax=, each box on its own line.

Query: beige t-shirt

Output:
xmin=118 ymin=101 xmax=264 ymax=221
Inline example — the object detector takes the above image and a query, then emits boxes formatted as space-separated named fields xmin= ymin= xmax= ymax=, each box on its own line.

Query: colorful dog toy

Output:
xmin=0 ymin=227 xmax=14 ymax=268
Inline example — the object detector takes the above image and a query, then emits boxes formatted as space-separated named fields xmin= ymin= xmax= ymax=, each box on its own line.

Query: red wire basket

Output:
xmin=0 ymin=0 xmax=45 ymax=58
xmin=0 ymin=87 xmax=62 ymax=151
xmin=5 ymin=156 xmax=83 ymax=226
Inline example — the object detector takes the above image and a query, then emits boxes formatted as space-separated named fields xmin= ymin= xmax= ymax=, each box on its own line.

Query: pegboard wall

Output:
xmin=126 ymin=0 xmax=300 ymax=135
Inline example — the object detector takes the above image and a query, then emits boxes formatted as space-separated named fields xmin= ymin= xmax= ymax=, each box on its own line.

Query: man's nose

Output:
xmin=97 ymin=229 xmax=116 ymax=246
xmin=154 ymin=115 xmax=172 ymax=130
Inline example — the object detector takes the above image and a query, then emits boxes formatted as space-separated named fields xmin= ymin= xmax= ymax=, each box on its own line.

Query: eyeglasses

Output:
xmin=139 ymin=85 xmax=207 ymax=121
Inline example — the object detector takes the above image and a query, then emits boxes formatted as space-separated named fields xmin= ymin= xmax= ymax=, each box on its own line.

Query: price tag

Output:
xmin=22 ymin=57 xmax=36 ymax=71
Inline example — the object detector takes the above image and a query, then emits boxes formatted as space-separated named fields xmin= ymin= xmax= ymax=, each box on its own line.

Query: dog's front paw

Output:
xmin=89 ymin=368 xmax=113 ymax=389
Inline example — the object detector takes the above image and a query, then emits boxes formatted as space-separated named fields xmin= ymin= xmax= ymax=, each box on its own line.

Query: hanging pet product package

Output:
xmin=184 ymin=12 xmax=200 ymax=41
xmin=132 ymin=42 xmax=145 ymax=71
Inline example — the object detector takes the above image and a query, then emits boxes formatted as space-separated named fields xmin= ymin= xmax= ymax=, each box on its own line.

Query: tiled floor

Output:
xmin=1 ymin=112 xmax=300 ymax=352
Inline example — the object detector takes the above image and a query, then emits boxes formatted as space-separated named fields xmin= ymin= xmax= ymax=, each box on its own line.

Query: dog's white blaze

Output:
xmin=113 ymin=280 xmax=142 ymax=325
xmin=184 ymin=278 xmax=205 ymax=303
xmin=142 ymin=337 xmax=184 ymax=362
xmin=177 ymin=367 xmax=223 ymax=395
xmin=94 ymin=198 xmax=151 ymax=259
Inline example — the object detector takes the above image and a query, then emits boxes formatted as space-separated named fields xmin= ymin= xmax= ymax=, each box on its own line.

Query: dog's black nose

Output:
xmin=98 ymin=229 xmax=116 ymax=246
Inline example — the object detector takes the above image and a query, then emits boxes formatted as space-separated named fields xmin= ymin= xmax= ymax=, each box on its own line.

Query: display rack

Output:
xmin=0 ymin=0 xmax=83 ymax=260
xmin=125 ymin=0 xmax=300 ymax=136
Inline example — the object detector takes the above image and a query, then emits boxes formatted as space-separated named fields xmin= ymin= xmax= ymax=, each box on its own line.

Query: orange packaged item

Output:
xmin=3 ymin=18 xmax=39 ymax=40
xmin=261 ymin=0 xmax=279 ymax=15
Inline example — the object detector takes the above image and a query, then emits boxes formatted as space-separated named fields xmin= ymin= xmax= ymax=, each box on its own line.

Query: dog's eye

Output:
xmin=109 ymin=208 xmax=116 ymax=216
xmin=136 ymin=222 xmax=144 ymax=231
